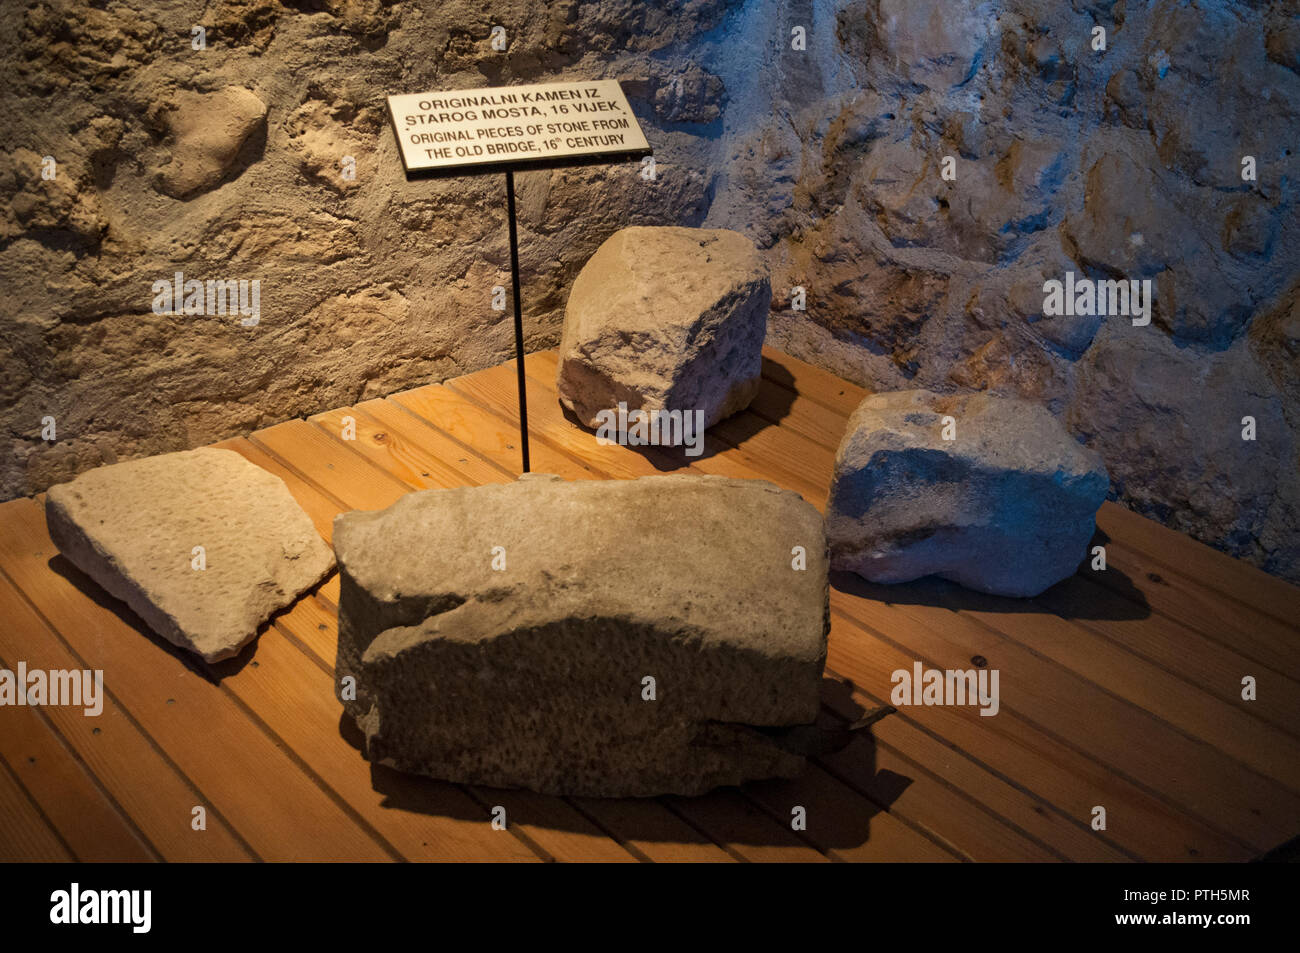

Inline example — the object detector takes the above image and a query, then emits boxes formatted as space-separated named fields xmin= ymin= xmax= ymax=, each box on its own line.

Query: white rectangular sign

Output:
xmin=386 ymin=79 xmax=651 ymax=176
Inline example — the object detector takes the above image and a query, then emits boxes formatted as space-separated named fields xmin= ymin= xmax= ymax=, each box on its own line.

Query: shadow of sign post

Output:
xmin=386 ymin=79 xmax=653 ymax=473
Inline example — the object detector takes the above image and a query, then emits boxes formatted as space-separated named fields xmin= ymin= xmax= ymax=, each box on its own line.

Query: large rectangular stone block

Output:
xmin=334 ymin=473 xmax=828 ymax=797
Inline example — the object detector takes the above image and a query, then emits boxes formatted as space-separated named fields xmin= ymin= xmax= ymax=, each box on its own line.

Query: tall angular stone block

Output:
xmin=556 ymin=226 xmax=771 ymax=433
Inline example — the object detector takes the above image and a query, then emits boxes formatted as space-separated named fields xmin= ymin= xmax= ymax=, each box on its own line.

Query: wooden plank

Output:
xmin=0 ymin=758 xmax=73 ymax=862
xmin=1086 ymin=536 xmax=1300 ymax=675
xmin=463 ymin=788 xmax=639 ymax=862
xmin=819 ymin=673 xmax=1129 ymax=861
xmin=0 ymin=499 xmax=392 ymax=862
xmin=1096 ymin=503 xmax=1300 ymax=631
xmin=0 ymin=655 xmax=156 ymax=862
xmin=743 ymin=763 xmax=962 ymax=862
xmin=251 ymin=419 xmax=410 ymax=512
xmin=567 ymin=797 xmax=736 ymax=863
xmin=761 ymin=346 xmax=868 ymax=418
xmin=0 ymin=568 xmax=253 ymax=861
xmin=661 ymin=790 xmax=832 ymax=862
xmin=273 ymin=593 xmax=342 ymax=672
xmin=832 ymin=570 xmax=1216 ymax=859
xmin=311 ymin=403 xmax=513 ymax=491
xmin=830 ymin=585 xmax=1300 ymax=854
xmin=749 ymin=374 xmax=853 ymax=451
xmin=813 ymin=697 xmax=1067 ymax=862
xmin=707 ymin=412 xmax=835 ymax=504
xmin=451 ymin=365 xmax=665 ymax=481
xmin=923 ymin=579 xmax=1300 ymax=792
xmin=1035 ymin=575 xmax=1300 ymax=740
xmin=390 ymin=384 xmax=605 ymax=480
xmin=824 ymin=613 xmax=1252 ymax=861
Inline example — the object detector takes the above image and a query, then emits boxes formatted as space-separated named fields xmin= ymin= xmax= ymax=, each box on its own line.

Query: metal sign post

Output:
xmin=386 ymin=79 xmax=652 ymax=473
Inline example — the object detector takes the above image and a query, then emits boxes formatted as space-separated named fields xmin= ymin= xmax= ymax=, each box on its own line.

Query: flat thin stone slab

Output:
xmin=556 ymin=226 xmax=771 ymax=434
xmin=826 ymin=390 xmax=1110 ymax=597
xmin=334 ymin=473 xmax=828 ymax=797
xmin=45 ymin=447 xmax=335 ymax=662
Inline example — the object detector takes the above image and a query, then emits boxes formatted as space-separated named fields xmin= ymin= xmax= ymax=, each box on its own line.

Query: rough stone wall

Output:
xmin=2 ymin=0 xmax=1298 ymax=583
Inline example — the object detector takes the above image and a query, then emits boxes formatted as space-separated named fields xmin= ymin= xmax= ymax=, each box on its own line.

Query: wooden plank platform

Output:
xmin=2 ymin=347 xmax=1297 ymax=862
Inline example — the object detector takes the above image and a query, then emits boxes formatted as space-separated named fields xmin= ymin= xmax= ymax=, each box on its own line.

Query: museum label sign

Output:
xmin=386 ymin=79 xmax=651 ymax=177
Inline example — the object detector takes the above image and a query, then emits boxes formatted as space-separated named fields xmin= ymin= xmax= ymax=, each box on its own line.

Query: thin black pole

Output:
xmin=504 ymin=169 xmax=531 ymax=473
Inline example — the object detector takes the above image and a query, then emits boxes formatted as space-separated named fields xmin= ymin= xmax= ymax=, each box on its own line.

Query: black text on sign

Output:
xmin=386 ymin=79 xmax=652 ymax=175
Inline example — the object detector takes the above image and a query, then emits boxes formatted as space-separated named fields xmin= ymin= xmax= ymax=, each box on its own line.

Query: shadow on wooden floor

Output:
xmin=47 ymin=553 xmax=264 ymax=682
xmin=555 ymin=362 xmax=798 ymax=473
xmin=829 ymin=560 xmax=1151 ymax=622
